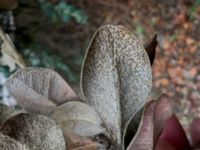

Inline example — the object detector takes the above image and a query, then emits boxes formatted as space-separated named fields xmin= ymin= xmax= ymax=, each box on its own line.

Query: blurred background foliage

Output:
xmin=191 ymin=0 xmax=200 ymax=15
xmin=0 ymin=0 xmax=200 ymax=137
xmin=39 ymin=0 xmax=88 ymax=24
xmin=15 ymin=0 xmax=89 ymax=84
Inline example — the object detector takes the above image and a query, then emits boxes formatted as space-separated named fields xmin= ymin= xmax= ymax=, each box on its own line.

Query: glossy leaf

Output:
xmin=156 ymin=115 xmax=191 ymax=150
xmin=190 ymin=118 xmax=200 ymax=149
xmin=126 ymin=94 xmax=173 ymax=150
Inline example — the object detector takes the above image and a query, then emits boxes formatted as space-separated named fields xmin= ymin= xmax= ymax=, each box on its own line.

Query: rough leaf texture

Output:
xmin=0 ymin=27 xmax=26 ymax=69
xmin=0 ymin=113 xmax=66 ymax=150
xmin=6 ymin=68 xmax=78 ymax=114
xmin=127 ymin=94 xmax=173 ymax=150
xmin=51 ymin=101 xmax=104 ymax=137
xmin=0 ymin=103 xmax=24 ymax=125
xmin=81 ymin=25 xmax=152 ymax=147
xmin=0 ymin=133 xmax=28 ymax=150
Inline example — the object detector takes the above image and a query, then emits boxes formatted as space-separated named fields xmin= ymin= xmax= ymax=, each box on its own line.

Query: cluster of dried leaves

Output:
xmin=0 ymin=24 xmax=181 ymax=150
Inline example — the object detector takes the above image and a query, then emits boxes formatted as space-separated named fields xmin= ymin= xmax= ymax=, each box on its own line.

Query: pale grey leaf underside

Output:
xmin=81 ymin=25 xmax=152 ymax=147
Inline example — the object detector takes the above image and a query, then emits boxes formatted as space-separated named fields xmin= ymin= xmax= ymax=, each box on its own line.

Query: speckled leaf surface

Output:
xmin=51 ymin=101 xmax=104 ymax=137
xmin=0 ymin=113 xmax=66 ymax=150
xmin=126 ymin=95 xmax=173 ymax=150
xmin=5 ymin=67 xmax=78 ymax=114
xmin=81 ymin=25 xmax=152 ymax=147
xmin=0 ymin=27 xmax=26 ymax=69
xmin=0 ymin=103 xmax=24 ymax=125
xmin=0 ymin=133 xmax=28 ymax=150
